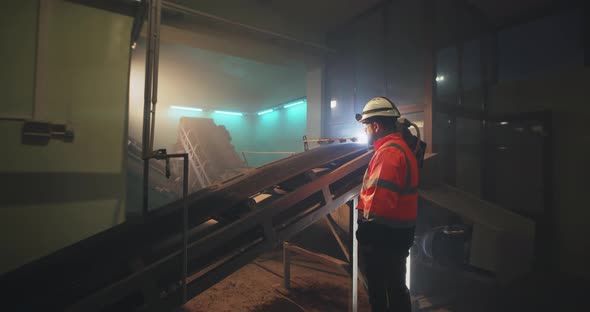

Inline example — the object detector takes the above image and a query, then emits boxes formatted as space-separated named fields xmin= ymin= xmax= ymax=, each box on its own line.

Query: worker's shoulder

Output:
xmin=379 ymin=139 xmax=411 ymax=155
xmin=374 ymin=144 xmax=406 ymax=163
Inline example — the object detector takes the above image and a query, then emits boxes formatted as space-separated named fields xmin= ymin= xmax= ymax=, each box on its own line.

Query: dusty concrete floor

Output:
xmin=175 ymin=219 xmax=454 ymax=312
xmin=179 ymin=250 xmax=371 ymax=312
xmin=176 ymin=249 xmax=456 ymax=312
xmin=173 ymin=209 xmax=586 ymax=312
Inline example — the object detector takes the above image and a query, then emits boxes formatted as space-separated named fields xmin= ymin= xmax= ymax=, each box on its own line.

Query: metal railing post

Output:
xmin=181 ymin=154 xmax=188 ymax=303
xmin=350 ymin=197 xmax=359 ymax=312
xmin=283 ymin=241 xmax=291 ymax=289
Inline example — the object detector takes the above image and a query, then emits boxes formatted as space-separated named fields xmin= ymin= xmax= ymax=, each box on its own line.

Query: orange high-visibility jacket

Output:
xmin=357 ymin=133 xmax=419 ymax=228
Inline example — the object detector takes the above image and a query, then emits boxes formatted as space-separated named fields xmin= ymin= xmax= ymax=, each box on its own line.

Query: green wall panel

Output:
xmin=0 ymin=1 xmax=132 ymax=173
xmin=0 ymin=1 xmax=133 ymax=275
xmin=0 ymin=1 xmax=38 ymax=117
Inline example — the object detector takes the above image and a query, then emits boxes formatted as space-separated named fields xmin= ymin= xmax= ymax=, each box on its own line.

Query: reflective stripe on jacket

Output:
xmin=357 ymin=132 xmax=418 ymax=228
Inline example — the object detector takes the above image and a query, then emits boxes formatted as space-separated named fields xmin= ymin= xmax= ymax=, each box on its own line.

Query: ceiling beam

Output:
xmin=493 ymin=0 xmax=581 ymax=32
xmin=161 ymin=1 xmax=334 ymax=53
xmin=436 ymin=0 xmax=582 ymax=49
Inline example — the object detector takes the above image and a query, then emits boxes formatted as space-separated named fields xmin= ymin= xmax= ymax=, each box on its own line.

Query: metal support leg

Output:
xmin=283 ymin=241 xmax=291 ymax=289
xmin=143 ymin=159 xmax=150 ymax=216
xmin=181 ymin=155 xmax=188 ymax=303
xmin=325 ymin=214 xmax=350 ymax=261
xmin=349 ymin=197 xmax=358 ymax=312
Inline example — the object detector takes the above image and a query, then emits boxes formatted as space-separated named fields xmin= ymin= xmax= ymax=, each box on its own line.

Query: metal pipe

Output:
xmin=142 ymin=0 xmax=163 ymax=215
xmin=161 ymin=1 xmax=334 ymax=53
xmin=241 ymin=151 xmax=249 ymax=167
xmin=350 ymin=197 xmax=359 ymax=312
xmin=32 ymin=0 xmax=52 ymax=119
xmin=149 ymin=0 xmax=161 ymax=152
xmin=143 ymin=160 xmax=150 ymax=215
xmin=142 ymin=0 xmax=154 ymax=159
xmin=142 ymin=0 xmax=154 ymax=215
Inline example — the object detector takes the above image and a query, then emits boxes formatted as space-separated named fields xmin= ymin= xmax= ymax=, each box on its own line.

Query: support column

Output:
xmin=423 ymin=0 xmax=435 ymax=153
xmin=480 ymin=31 xmax=498 ymax=202
xmin=306 ymin=63 xmax=324 ymax=141
xmin=283 ymin=241 xmax=291 ymax=289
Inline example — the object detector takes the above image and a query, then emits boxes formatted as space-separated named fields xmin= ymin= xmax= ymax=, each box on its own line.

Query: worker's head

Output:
xmin=355 ymin=97 xmax=400 ymax=144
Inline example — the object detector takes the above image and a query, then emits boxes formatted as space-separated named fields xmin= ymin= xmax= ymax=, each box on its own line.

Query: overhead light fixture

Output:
xmin=330 ymin=100 xmax=337 ymax=108
xmin=171 ymin=105 xmax=202 ymax=112
xmin=284 ymin=100 xmax=305 ymax=109
xmin=257 ymin=109 xmax=274 ymax=116
xmin=215 ymin=110 xmax=243 ymax=116
xmin=435 ymin=75 xmax=445 ymax=82
xmin=500 ymin=121 xmax=509 ymax=125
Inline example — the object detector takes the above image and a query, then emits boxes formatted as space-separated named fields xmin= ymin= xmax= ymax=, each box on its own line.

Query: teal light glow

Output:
xmin=283 ymin=100 xmax=305 ymax=109
xmin=251 ymin=99 xmax=306 ymax=167
xmin=257 ymin=109 xmax=274 ymax=115
xmin=171 ymin=105 xmax=202 ymax=112
xmin=215 ymin=110 xmax=243 ymax=116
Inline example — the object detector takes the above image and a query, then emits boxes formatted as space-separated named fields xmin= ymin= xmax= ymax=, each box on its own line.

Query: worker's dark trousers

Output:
xmin=357 ymin=222 xmax=413 ymax=312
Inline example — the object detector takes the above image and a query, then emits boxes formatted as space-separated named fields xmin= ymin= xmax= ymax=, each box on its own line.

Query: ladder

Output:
xmin=179 ymin=125 xmax=212 ymax=191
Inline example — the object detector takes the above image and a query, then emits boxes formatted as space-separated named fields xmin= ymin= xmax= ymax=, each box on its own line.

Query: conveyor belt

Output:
xmin=0 ymin=143 xmax=372 ymax=312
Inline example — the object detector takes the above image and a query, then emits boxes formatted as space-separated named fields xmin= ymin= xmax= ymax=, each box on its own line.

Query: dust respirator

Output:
xmin=397 ymin=118 xmax=426 ymax=168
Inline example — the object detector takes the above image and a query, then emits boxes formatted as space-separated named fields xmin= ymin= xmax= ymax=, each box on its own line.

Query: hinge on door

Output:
xmin=22 ymin=120 xmax=75 ymax=145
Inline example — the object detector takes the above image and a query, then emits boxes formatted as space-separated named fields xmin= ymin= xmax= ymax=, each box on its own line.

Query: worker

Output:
xmin=355 ymin=97 xmax=418 ymax=312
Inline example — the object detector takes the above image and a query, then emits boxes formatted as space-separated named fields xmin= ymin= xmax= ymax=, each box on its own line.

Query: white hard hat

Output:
xmin=355 ymin=97 xmax=401 ymax=123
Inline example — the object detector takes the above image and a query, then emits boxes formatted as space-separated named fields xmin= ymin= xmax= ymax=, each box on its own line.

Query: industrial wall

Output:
xmin=434 ymin=7 xmax=588 ymax=278
xmin=325 ymin=0 xmax=589 ymax=279
xmin=324 ymin=0 xmax=427 ymax=140
xmin=488 ymin=65 xmax=590 ymax=277
xmin=0 ymin=1 xmax=132 ymax=275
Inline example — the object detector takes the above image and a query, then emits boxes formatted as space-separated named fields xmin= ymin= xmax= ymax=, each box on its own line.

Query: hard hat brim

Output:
xmin=355 ymin=110 xmax=400 ymax=123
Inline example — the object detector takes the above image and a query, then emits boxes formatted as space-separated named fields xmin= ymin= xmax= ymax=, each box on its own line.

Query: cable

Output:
xmin=410 ymin=122 xmax=422 ymax=154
